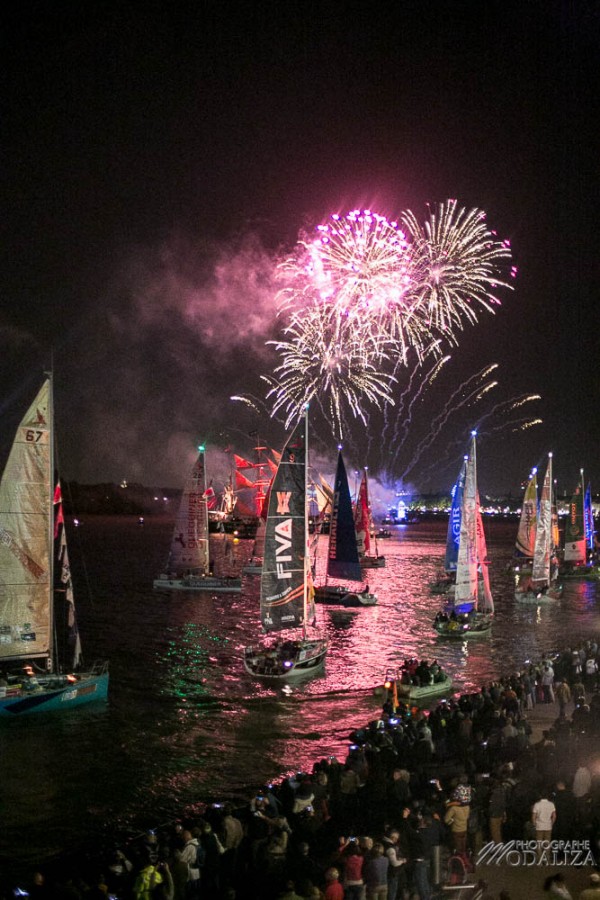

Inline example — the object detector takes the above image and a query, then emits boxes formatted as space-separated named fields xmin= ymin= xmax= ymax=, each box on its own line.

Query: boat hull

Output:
xmin=515 ymin=586 xmax=562 ymax=602
xmin=153 ymin=575 xmax=242 ymax=593
xmin=396 ymin=673 xmax=453 ymax=701
xmin=559 ymin=565 xmax=600 ymax=581
xmin=360 ymin=555 xmax=386 ymax=569
xmin=243 ymin=639 xmax=327 ymax=682
xmin=314 ymin=585 xmax=378 ymax=606
xmin=433 ymin=613 xmax=493 ymax=638
xmin=0 ymin=667 xmax=109 ymax=718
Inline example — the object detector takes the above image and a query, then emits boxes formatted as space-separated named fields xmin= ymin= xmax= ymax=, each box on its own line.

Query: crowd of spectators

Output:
xmin=5 ymin=641 xmax=600 ymax=900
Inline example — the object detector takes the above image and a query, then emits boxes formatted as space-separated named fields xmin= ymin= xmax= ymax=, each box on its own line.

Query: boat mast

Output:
xmin=47 ymin=372 xmax=55 ymax=674
xmin=471 ymin=430 xmax=478 ymax=612
xmin=549 ymin=453 xmax=559 ymax=556
xmin=581 ymin=467 xmax=592 ymax=556
xmin=580 ymin=467 xmax=585 ymax=560
xmin=365 ymin=466 xmax=377 ymax=558
xmin=548 ymin=453 xmax=554 ymax=582
xmin=199 ymin=444 xmax=209 ymax=576
xmin=303 ymin=404 xmax=309 ymax=641
xmin=580 ymin=466 xmax=585 ymax=562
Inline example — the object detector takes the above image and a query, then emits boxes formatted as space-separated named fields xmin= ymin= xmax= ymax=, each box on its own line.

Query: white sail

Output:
xmin=532 ymin=455 xmax=553 ymax=587
xmin=515 ymin=469 xmax=537 ymax=558
xmin=0 ymin=381 xmax=52 ymax=663
xmin=167 ymin=448 xmax=210 ymax=577
xmin=434 ymin=433 xmax=493 ymax=636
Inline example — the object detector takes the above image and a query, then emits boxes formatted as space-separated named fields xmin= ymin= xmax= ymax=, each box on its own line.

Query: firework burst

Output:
xmin=268 ymin=203 xmax=515 ymax=433
xmin=262 ymin=306 xmax=397 ymax=439
xmin=277 ymin=209 xmax=430 ymax=361
xmin=403 ymin=199 xmax=516 ymax=337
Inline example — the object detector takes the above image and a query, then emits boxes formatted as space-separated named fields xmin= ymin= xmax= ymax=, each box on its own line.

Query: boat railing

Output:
xmin=84 ymin=660 xmax=110 ymax=677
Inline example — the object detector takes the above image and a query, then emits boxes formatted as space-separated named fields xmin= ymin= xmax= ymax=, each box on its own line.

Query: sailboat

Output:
xmin=430 ymin=454 xmax=467 ymax=595
xmin=560 ymin=470 xmax=600 ymax=580
xmin=355 ymin=468 xmax=386 ymax=569
xmin=314 ymin=451 xmax=378 ymax=607
xmin=243 ymin=408 xmax=328 ymax=682
xmin=153 ymin=446 xmax=242 ymax=593
xmin=240 ymin=443 xmax=283 ymax=575
xmin=515 ymin=454 xmax=562 ymax=601
xmin=433 ymin=431 xmax=494 ymax=637
xmin=0 ymin=377 xmax=109 ymax=717
xmin=512 ymin=467 xmax=538 ymax=574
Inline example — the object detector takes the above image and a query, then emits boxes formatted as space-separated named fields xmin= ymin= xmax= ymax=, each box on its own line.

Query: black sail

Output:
xmin=327 ymin=452 xmax=362 ymax=582
xmin=260 ymin=418 xmax=307 ymax=632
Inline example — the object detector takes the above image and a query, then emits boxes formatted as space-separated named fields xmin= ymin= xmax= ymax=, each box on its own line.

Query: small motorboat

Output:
xmin=384 ymin=664 xmax=453 ymax=702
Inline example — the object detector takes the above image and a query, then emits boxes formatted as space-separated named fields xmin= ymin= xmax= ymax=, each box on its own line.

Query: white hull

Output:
xmin=153 ymin=574 xmax=242 ymax=593
xmin=243 ymin=638 xmax=327 ymax=682
xmin=434 ymin=612 xmax=493 ymax=638
xmin=396 ymin=673 xmax=453 ymax=701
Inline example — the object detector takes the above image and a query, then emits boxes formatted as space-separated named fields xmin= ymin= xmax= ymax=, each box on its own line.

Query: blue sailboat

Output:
xmin=430 ymin=454 xmax=467 ymax=594
xmin=433 ymin=432 xmax=494 ymax=637
xmin=560 ymin=470 xmax=600 ymax=580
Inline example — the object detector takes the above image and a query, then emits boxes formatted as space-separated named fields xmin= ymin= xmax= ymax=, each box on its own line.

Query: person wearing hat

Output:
xmin=444 ymin=791 xmax=471 ymax=854
xmin=579 ymin=871 xmax=600 ymax=899
xmin=133 ymin=851 xmax=164 ymax=900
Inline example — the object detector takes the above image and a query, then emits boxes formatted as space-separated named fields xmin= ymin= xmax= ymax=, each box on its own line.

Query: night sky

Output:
xmin=1 ymin=1 xmax=599 ymax=497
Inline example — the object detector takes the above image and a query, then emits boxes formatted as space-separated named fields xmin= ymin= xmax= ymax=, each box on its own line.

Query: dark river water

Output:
xmin=1 ymin=516 xmax=598 ymax=879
